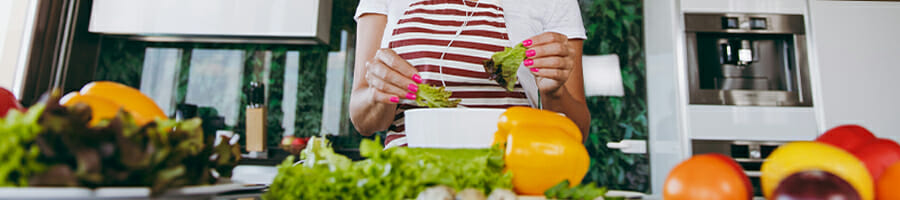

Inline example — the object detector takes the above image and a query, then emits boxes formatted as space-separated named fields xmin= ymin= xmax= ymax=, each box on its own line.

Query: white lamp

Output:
xmin=582 ymin=54 xmax=645 ymax=154
xmin=582 ymin=54 xmax=625 ymax=97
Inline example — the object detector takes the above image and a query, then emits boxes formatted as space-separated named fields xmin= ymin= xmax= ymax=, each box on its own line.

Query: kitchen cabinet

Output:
xmin=807 ymin=0 xmax=900 ymax=142
xmin=682 ymin=0 xmax=807 ymax=14
xmin=90 ymin=0 xmax=333 ymax=44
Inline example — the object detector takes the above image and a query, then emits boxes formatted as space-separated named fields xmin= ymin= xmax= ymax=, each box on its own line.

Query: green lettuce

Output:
xmin=544 ymin=180 xmax=612 ymax=200
xmin=264 ymin=137 xmax=512 ymax=199
xmin=415 ymin=84 xmax=461 ymax=108
xmin=0 ymin=104 xmax=47 ymax=187
xmin=483 ymin=44 xmax=527 ymax=91
xmin=0 ymin=90 xmax=240 ymax=195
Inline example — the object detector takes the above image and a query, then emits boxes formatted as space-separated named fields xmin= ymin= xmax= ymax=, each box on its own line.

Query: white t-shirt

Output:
xmin=354 ymin=0 xmax=587 ymax=48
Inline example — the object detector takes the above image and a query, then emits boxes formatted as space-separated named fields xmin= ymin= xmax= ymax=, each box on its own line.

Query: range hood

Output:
xmin=89 ymin=0 xmax=332 ymax=45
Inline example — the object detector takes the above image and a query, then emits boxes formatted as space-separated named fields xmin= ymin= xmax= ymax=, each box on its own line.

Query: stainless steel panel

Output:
xmin=685 ymin=13 xmax=812 ymax=107
xmin=685 ymin=13 xmax=805 ymax=34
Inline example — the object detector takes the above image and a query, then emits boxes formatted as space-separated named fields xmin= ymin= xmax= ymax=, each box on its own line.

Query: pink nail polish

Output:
xmin=531 ymin=67 xmax=540 ymax=72
xmin=524 ymin=59 xmax=534 ymax=66
xmin=526 ymin=49 xmax=536 ymax=57
xmin=522 ymin=39 xmax=533 ymax=47
xmin=408 ymin=83 xmax=419 ymax=92
xmin=390 ymin=96 xmax=400 ymax=103
xmin=412 ymin=74 xmax=423 ymax=84
xmin=406 ymin=92 xmax=417 ymax=100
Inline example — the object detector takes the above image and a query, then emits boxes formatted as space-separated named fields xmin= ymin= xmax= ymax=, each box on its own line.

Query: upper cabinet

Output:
xmin=89 ymin=0 xmax=333 ymax=44
xmin=681 ymin=0 xmax=807 ymax=14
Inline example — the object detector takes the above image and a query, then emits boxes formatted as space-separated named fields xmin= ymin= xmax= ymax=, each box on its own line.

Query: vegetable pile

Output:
xmin=415 ymin=84 xmax=461 ymax=108
xmin=264 ymin=137 xmax=512 ymax=199
xmin=0 ymin=90 xmax=240 ymax=194
xmin=483 ymin=44 xmax=527 ymax=91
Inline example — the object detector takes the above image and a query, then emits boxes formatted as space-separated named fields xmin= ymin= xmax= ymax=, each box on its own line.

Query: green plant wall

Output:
xmin=579 ymin=0 xmax=649 ymax=193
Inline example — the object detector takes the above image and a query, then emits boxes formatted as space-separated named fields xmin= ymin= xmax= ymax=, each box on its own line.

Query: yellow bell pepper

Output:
xmin=493 ymin=107 xmax=590 ymax=195
xmin=61 ymin=92 xmax=123 ymax=126
xmin=494 ymin=106 xmax=582 ymax=144
xmin=61 ymin=81 xmax=167 ymax=126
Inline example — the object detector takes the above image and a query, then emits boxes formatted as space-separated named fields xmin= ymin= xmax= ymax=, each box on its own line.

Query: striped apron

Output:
xmin=384 ymin=0 xmax=531 ymax=148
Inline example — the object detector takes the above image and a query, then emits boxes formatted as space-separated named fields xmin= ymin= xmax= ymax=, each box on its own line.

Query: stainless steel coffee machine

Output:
xmin=685 ymin=13 xmax=812 ymax=106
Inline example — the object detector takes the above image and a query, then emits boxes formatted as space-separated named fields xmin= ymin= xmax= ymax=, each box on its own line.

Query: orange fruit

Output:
xmin=877 ymin=162 xmax=900 ymax=200
xmin=664 ymin=154 xmax=752 ymax=200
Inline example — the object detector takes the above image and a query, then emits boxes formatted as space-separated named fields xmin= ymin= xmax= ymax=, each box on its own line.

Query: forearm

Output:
xmin=349 ymin=88 xmax=396 ymax=136
xmin=350 ymin=14 xmax=395 ymax=136
xmin=541 ymin=86 xmax=591 ymax=139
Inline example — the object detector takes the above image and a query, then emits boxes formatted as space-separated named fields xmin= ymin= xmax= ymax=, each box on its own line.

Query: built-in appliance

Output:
xmin=684 ymin=13 xmax=815 ymax=199
xmin=685 ymin=13 xmax=812 ymax=107
xmin=693 ymin=140 xmax=784 ymax=197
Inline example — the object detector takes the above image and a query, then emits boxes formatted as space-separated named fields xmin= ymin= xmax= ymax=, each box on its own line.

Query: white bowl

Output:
xmin=404 ymin=108 xmax=506 ymax=148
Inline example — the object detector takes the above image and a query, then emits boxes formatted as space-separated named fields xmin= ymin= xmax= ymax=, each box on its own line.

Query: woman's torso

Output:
xmin=382 ymin=0 xmax=544 ymax=148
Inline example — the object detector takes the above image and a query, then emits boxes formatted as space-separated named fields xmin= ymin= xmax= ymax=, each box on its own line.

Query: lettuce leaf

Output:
xmin=544 ymin=180 xmax=610 ymax=200
xmin=483 ymin=44 xmax=527 ymax=91
xmin=415 ymin=84 xmax=461 ymax=108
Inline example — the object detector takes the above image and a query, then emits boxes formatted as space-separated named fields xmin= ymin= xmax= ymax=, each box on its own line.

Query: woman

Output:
xmin=350 ymin=0 xmax=590 ymax=148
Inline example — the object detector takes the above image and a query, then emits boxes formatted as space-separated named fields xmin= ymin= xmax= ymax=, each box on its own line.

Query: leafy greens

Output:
xmin=0 ymin=104 xmax=47 ymax=186
xmin=0 ymin=90 xmax=241 ymax=195
xmin=483 ymin=44 xmax=527 ymax=91
xmin=264 ymin=137 xmax=512 ymax=199
xmin=415 ymin=84 xmax=461 ymax=108
xmin=544 ymin=180 xmax=612 ymax=200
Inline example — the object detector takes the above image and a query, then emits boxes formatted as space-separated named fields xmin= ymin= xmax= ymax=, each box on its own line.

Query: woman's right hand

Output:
xmin=363 ymin=49 xmax=422 ymax=104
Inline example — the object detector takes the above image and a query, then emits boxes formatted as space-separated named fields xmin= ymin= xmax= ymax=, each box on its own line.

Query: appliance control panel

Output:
xmin=721 ymin=17 xmax=768 ymax=30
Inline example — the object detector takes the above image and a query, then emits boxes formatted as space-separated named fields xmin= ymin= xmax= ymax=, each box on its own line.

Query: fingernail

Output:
xmin=526 ymin=49 xmax=536 ymax=57
xmin=406 ymin=92 xmax=417 ymax=100
xmin=390 ymin=96 xmax=400 ymax=103
xmin=531 ymin=67 xmax=540 ymax=72
xmin=408 ymin=84 xmax=419 ymax=92
xmin=412 ymin=74 xmax=423 ymax=84
xmin=524 ymin=59 xmax=534 ymax=66
xmin=522 ymin=39 xmax=533 ymax=47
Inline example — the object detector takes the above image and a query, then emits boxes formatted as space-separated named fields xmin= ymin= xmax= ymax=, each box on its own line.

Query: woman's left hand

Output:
xmin=521 ymin=32 xmax=576 ymax=97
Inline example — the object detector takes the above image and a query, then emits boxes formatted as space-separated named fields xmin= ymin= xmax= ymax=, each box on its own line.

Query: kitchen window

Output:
xmin=89 ymin=37 xmax=366 ymax=161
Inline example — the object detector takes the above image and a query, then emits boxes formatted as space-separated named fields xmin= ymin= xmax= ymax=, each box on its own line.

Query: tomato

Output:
xmin=663 ymin=154 xmax=751 ymax=200
xmin=817 ymin=125 xmax=877 ymax=151
xmin=876 ymin=162 xmax=900 ymax=200
xmin=851 ymin=139 xmax=900 ymax=181
xmin=761 ymin=141 xmax=873 ymax=200
xmin=0 ymin=87 xmax=24 ymax=117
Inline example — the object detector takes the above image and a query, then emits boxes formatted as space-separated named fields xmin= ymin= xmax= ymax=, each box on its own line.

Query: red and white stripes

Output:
xmin=384 ymin=0 xmax=530 ymax=148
